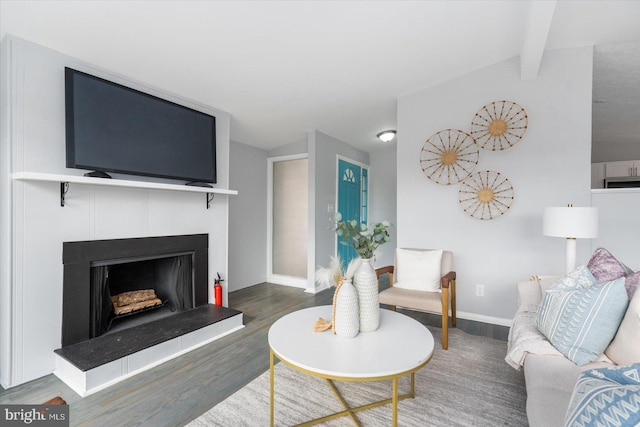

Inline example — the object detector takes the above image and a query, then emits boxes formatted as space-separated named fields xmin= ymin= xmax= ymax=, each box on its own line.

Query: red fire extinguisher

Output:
xmin=214 ymin=273 xmax=224 ymax=306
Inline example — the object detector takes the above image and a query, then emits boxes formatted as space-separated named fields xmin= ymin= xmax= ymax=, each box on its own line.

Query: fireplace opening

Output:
xmin=62 ymin=234 xmax=209 ymax=347
xmin=91 ymin=252 xmax=194 ymax=337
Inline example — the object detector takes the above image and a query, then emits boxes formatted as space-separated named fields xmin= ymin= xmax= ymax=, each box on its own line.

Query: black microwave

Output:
xmin=604 ymin=176 xmax=640 ymax=188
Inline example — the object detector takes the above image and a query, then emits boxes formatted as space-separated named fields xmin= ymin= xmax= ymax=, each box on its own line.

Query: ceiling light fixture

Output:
xmin=377 ymin=130 xmax=397 ymax=142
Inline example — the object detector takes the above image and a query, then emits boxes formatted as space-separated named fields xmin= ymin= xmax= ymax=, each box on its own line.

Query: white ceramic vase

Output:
xmin=333 ymin=279 xmax=359 ymax=338
xmin=353 ymin=258 xmax=380 ymax=332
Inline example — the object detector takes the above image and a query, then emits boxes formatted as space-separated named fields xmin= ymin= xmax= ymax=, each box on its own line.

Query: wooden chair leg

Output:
xmin=451 ymin=279 xmax=456 ymax=327
xmin=441 ymin=287 xmax=449 ymax=350
xmin=391 ymin=305 xmax=397 ymax=312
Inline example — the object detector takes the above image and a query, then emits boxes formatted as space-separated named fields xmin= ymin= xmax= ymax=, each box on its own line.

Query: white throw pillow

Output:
xmin=394 ymin=249 xmax=443 ymax=292
xmin=605 ymin=287 xmax=640 ymax=365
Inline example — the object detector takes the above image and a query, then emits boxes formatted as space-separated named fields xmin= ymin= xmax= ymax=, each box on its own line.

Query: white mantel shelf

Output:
xmin=12 ymin=171 xmax=238 ymax=208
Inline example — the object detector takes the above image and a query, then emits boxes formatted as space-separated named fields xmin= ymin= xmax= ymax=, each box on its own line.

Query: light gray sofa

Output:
xmin=511 ymin=277 xmax=613 ymax=427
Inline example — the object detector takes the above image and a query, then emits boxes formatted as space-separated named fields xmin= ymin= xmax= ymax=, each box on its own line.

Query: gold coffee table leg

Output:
xmin=272 ymin=348 xmax=428 ymax=427
xmin=270 ymin=349 xmax=275 ymax=427
xmin=392 ymin=377 xmax=398 ymax=427
xmin=410 ymin=372 xmax=415 ymax=397
xmin=294 ymin=374 xmax=415 ymax=427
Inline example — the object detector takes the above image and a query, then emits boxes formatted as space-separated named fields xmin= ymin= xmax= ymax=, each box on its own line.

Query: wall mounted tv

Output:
xmin=65 ymin=67 xmax=216 ymax=184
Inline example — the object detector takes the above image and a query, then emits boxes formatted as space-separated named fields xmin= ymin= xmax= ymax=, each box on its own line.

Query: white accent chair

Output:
xmin=376 ymin=248 xmax=456 ymax=349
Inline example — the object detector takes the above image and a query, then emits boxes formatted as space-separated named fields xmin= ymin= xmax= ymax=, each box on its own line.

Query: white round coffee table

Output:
xmin=268 ymin=305 xmax=435 ymax=426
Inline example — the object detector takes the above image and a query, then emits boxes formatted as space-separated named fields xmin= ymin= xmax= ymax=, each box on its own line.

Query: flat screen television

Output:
xmin=65 ymin=67 xmax=216 ymax=184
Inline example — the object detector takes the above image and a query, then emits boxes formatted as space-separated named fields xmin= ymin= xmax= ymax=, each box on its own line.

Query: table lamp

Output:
xmin=543 ymin=205 xmax=598 ymax=274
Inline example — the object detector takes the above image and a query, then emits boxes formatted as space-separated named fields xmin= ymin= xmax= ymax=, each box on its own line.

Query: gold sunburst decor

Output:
xmin=420 ymin=129 xmax=479 ymax=185
xmin=470 ymin=100 xmax=528 ymax=151
xmin=458 ymin=170 xmax=514 ymax=220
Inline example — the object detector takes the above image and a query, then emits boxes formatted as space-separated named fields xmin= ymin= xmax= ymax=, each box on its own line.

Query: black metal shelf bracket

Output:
xmin=60 ymin=182 xmax=70 ymax=207
xmin=54 ymin=179 xmax=218 ymax=209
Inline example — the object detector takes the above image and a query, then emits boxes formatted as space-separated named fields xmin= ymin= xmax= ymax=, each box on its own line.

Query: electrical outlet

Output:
xmin=476 ymin=284 xmax=485 ymax=297
xmin=327 ymin=204 xmax=334 ymax=213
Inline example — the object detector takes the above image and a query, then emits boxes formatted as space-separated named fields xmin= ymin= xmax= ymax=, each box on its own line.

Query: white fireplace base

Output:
xmin=54 ymin=312 xmax=243 ymax=397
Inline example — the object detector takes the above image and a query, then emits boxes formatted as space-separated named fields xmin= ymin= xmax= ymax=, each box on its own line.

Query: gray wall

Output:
xmin=398 ymin=47 xmax=593 ymax=324
xmin=311 ymin=130 xmax=369 ymax=271
xmin=229 ymin=140 xmax=268 ymax=291
xmin=369 ymin=144 xmax=397 ymax=268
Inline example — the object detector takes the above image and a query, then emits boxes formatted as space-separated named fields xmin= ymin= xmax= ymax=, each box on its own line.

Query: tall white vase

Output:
xmin=353 ymin=258 xmax=380 ymax=332
xmin=334 ymin=279 xmax=359 ymax=338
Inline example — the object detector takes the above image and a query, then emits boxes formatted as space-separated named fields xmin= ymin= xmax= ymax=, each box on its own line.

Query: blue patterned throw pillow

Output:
xmin=550 ymin=265 xmax=598 ymax=291
xmin=565 ymin=363 xmax=640 ymax=427
xmin=536 ymin=275 xmax=628 ymax=365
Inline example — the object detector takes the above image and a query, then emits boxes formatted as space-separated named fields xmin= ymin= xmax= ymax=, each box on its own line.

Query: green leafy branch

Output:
xmin=330 ymin=212 xmax=392 ymax=259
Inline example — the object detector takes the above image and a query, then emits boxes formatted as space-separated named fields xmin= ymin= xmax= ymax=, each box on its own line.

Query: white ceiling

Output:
xmin=1 ymin=0 xmax=640 ymax=153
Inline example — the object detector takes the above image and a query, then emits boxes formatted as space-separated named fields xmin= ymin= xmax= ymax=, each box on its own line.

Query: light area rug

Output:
xmin=189 ymin=326 xmax=527 ymax=426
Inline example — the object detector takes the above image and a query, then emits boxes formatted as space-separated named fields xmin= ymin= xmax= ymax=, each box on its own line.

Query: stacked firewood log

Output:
xmin=111 ymin=289 xmax=162 ymax=315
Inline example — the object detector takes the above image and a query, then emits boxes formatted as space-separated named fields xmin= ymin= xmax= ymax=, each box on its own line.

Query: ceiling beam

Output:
xmin=520 ymin=0 xmax=557 ymax=80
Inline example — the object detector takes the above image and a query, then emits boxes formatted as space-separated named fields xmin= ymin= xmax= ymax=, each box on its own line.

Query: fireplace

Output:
xmin=61 ymin=234 xmax=209 ymax=347
xmin=55 ymin=234 xmax=243 ymax=396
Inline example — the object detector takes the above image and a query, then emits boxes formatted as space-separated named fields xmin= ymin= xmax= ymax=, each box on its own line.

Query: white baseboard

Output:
xmin=305 ymin=282 xmax=330 ymax=294
xmin=265 ymin=281 xmax=514 ymax=327
xmin=267 ymin=274 xmax=307 ymax=289
xmin=456 ymin=310 xmax=512 ymax=327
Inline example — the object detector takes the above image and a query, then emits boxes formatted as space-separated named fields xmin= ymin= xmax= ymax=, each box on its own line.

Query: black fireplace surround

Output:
xmin=62 ymin=234 xmax=209 ymax=347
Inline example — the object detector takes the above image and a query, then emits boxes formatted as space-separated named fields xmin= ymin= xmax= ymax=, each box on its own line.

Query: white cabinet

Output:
xmin=605 ymin=161 xmax=639 ymax=177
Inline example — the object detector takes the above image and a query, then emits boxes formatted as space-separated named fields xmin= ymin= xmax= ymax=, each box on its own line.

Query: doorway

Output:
xmin=267 ymin=155 xmax=308 ymax=288
xmin=336 ymin=158 xmax=369 ymax=265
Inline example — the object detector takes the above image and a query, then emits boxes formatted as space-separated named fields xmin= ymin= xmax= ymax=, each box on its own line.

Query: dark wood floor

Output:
xmin=0 ymin=282 xmax=509 ymax=426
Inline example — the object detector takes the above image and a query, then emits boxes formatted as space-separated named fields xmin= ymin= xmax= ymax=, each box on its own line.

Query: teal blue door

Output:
xmin=337 ymin=159 xmax=368 ymax=265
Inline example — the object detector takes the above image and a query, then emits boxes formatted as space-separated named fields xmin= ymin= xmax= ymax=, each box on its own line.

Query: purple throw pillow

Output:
xmin=624 ymin=271 xmax=640 ymax=300
xmin=587 ymin=248 xmax=628 ymax=282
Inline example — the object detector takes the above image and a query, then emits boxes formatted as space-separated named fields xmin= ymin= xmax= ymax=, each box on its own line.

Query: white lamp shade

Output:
xmin=543 ymin=207 xmax=599 ymax=239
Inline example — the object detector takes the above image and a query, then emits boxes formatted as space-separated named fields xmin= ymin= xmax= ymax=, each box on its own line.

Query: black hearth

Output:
xmin=62 ymin=234 xmax=209 ymax=347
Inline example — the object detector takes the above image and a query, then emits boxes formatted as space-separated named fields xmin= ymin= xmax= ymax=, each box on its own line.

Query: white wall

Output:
xmin=397 ymin=47 xmax=594 ymax=323
xmin=267 ymin=138 xmax=308 ymax=158
xmin=591 ymin=189 xmax=640 ymax=271
xmin=0 ymin=33 xmax=13 ymax=390
xmin=228 ymin=141 xmax=267 ymax=292
xmin=369 ymin=144 xmax=397 ymax=268
xmin=0 ymin=36 xmax=232 ymax=388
